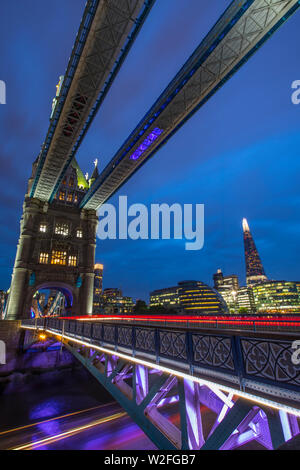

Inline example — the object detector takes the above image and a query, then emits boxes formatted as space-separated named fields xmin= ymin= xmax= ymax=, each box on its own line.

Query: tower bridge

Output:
xmin=3 ymin=0 xmax=300 ymax=449
xmin=6 ymin=0 xmax=300 ymax=320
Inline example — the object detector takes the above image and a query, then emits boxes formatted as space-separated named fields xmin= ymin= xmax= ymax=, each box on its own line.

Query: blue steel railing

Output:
xmin=21 ymin=317 xmax=300 ymax=409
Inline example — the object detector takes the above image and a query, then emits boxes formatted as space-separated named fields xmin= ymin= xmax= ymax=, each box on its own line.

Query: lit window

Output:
xmin=74 ymin=194 xmax=78 ymax=203
xmin=76 ymin=229 xmax=83 ymax=238
xmin=39 ymin=252 xmax=49 ymax=264
xmin=59 ymin=191 xmax=65 ymax=201
xmin=69 ymin=178 xmax=74 ymax=187
xmin=39 ymin=223 xmax=47 ymax=233
xmin=68 ymin=256 xmax=77 ymax=267
xmin=67 ymin=192 xmax=73 ymax=202
xmin=51 ymin=250 xmax=67 ymax=265
xmin=55 ymin=223 xmax=69 ymax=236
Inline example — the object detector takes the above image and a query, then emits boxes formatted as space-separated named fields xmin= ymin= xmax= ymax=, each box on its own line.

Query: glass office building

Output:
xmin=252 ymin=281 xmax=300 ymax=314
xmin=150 ymin=286 xmax=181 ymax=311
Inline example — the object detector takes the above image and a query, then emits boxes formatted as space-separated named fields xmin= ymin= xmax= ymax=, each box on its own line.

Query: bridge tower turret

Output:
xmin=6 ymin=159 xmax=98 ymax=319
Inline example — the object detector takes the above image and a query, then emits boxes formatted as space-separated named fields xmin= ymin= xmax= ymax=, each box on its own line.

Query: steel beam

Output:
xmin=31 ymin=0 xmax=156 ymax=202
xmin=66 ymin=343 xmax=177 ymax=450
xmin=81 ymin=0 xmax=300 ymax=210
xmin=200 ymin=398 xmax=254 ymax=450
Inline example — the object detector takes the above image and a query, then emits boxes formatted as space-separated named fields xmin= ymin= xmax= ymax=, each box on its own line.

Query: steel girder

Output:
xmin=63 ymin=338 xmax=299 ymax=450
xmin=81 ymin=0 xmax=300 ymax=210
xmin=30 ymin=0 xmax=156 ymax=202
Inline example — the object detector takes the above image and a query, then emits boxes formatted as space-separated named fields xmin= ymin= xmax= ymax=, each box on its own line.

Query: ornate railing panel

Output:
xmin=240 ymin=338 xmax=300 ymax=387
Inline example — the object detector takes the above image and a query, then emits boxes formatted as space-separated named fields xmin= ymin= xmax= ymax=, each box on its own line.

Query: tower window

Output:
xmin=69 ymin=178 xmax=74 ymax=187
xmin=55 ymin=223 xmax=69 ymax=236
xmin=68 ymin=255 xmax=77 ymax=267
xmin=76 ymin=229 xmax=83 ymax=238
xmin=67 ymin=192 xmax=73 ymax=202
xmin=74 ymin=194 xmax=78 ymax=203
xmin=59 ymin=191 xmax=65 ymax=201
xmin=39 ymin=252 xmax=49 ymax=264
xmin=51 ymin=250 xmax=67 ymax=265
xmin=39 ymin=223 xmax=47 ymax=233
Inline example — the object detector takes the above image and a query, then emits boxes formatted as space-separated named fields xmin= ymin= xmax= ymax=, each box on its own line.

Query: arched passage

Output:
xmin=26 ymin=282 xmax=76 ymax=318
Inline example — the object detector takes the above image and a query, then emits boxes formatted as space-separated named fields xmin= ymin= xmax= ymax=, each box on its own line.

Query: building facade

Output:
xmin=236 ymin=286 xmax=256 ymax=313
xmin=213 ymin=269 xmax=239 ymax=313
xmin=252 ymin=281 xmax=300 ymax=314
xmin=150 ymin=281 xmax=228 ymax=315
xmin=178 ymin=281 xmax=228 ymax=315
xmin=93 ymin=263 xmax=103 ymax=314
xmin=95 ymin=287 xmax=134 ymax=315
xmin=149 ymin=286 xmax=181 ymax=311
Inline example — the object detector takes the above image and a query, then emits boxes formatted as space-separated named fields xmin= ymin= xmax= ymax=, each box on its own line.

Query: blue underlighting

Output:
xmin=129 ymin=127 xmax=163 ymax=161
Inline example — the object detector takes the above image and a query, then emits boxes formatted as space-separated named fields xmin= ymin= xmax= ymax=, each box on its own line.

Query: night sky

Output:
xmin=0 ymin=1 xmax=299 ymax=302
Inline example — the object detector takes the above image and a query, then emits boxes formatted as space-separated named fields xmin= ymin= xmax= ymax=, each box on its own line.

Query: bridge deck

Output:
xmin=21 ymin=317 xmax=300 ymax=416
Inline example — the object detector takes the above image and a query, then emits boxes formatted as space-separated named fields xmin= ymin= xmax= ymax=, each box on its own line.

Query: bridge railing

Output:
xmin=21 ymin=317 xmax=300 ymax=409
xmin=88 ymin=316 xmax=300 ymax=333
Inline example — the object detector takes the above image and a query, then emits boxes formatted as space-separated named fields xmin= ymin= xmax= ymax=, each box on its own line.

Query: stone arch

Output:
xmin=25 ymin=281 xmax=77 ymax=318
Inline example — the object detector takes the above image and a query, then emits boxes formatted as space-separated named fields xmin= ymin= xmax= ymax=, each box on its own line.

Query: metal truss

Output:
xmin=30 ymin=0 xmax=156 ymax=202
xmin=21 ymin=317 xmax=300 ymax=413
xmin=81 ymin=0 xmax=300 ymax=210
xmin=64 ymin=338 xmax=299 ymax=450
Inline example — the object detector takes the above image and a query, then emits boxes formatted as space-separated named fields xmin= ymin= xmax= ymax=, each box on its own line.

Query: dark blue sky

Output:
xmin=0 ymin=1 xmax=299 ymax=302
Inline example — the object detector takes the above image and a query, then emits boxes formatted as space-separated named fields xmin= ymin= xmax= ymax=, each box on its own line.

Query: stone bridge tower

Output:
xmin=6 ymin=158 xmax=99 ymax=319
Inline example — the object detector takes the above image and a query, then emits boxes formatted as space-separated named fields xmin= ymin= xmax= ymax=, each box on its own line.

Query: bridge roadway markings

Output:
xmin=29 ymin=326 xmax=300 ymax=419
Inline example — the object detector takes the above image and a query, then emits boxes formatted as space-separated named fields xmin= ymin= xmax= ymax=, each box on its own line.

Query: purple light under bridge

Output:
xmin=71 ymin=346 xmax=300 ymax=450
xmin=130 ymin=364 xmax=300 ymax=450
xmin=129 ymin=127 xmax=163 ymax=161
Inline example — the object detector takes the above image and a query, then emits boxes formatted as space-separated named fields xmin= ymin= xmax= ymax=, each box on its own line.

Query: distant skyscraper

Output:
xmin=213 ymin=269 xmax=239 ymax=291
xmin=93 ymin=263 xmax=103 ymax=313
xmin=213 ymin=269 xmax=239 ymax=313
xmin=242 ymin=218 xmax=267 ymax=286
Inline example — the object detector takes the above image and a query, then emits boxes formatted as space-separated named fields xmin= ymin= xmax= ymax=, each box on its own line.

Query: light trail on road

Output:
xmin=0 ymin=402 xmax=115 ymax=437
xmin=12 ymin=411 xmax=127 ymax=450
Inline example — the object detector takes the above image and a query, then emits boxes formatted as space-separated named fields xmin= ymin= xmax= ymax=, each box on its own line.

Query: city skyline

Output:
xmin=0 ymin=1 xmax=299 ymax=302
xmin=99 ymin=216 xmax=293 ymax=303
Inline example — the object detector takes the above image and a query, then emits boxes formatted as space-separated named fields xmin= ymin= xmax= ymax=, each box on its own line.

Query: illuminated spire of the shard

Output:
xmin=242 ymin=218 xmax=267 ymax=286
